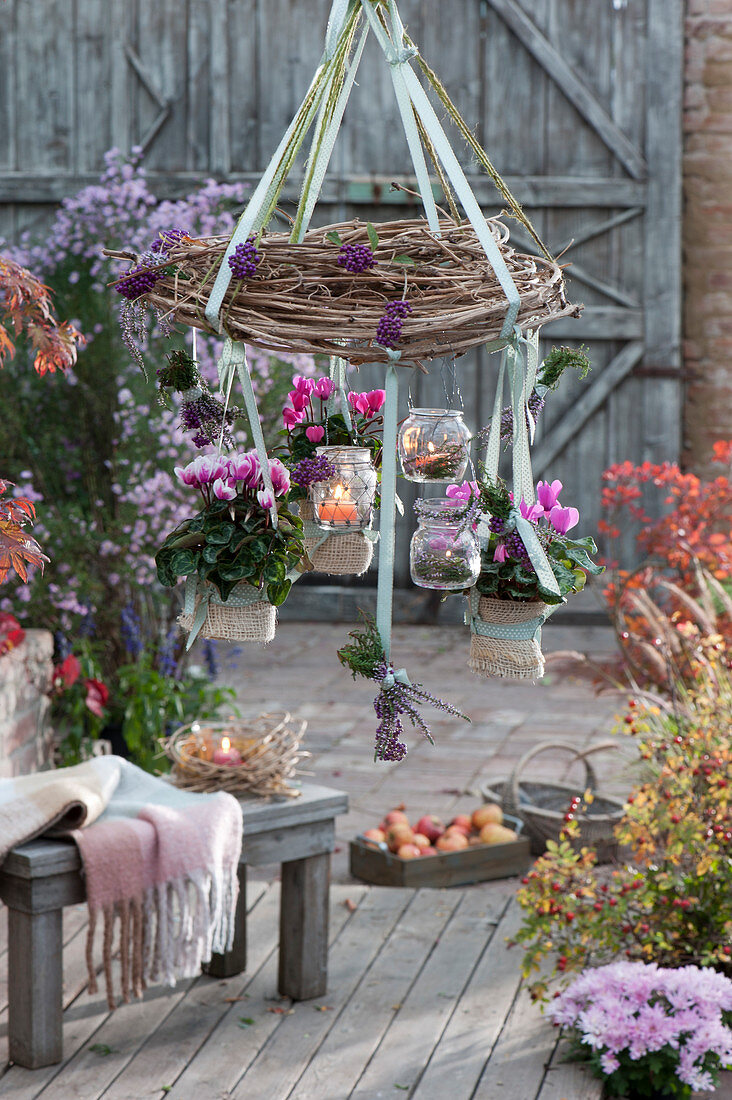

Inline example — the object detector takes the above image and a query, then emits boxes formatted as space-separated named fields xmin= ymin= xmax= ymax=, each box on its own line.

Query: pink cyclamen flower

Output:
xmin=228 ymin=452 xmax=258 ymax=485
xmin=212 ymin=478 xmax=237 ymax=501
xmin=173 ymin=463 xmax=199 ymax=487
xmin=268 ymin=458 xmax=291 ymax=497
xmin=188 ymin=454 xmax=229 ymax=486
xmin=288 ymin=389 xmax=310 ymax=413
xmin=446 ymin=481 xmax=477 ymax=503
xmin=292 ymin=374 xmax=316 ymax=396
xmin=305 ymin=425 xmax=325 ymax=443
xmin=84 ymin=678 xmax=109 ymax=718
xmin=283 ymin=407 xmax=305 ymax=429
xmin=536 ymin=479 xmax=563 ymax=513
xmin=313 ymin=376 xmax=336 ymax=400
xmin=347 ymin=392 xmax=371 ymax=416
xmin=366 ymin=389 xmax=386 ymax=414
xmin=257 ymin=488 xmax=275 ymax=510
xmin=519 ymin=499 xmax=544 ymax=523
xmin=549 ymin=504 xmax=580 ymax=534
xmin=493 ymin=542 xmax=508 ymax=563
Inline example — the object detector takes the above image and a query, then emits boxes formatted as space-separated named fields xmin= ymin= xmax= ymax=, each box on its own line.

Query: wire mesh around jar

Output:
xmin=399 ymin=408 xmax=471 ymax=483
xmin=106 ymin=217 xmax=582 ymax=366
xmin=308 ymin=446 xmax=377 ymax=531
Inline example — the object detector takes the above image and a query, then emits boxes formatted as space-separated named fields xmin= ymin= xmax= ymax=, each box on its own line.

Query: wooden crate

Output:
xmin=349 ymin=834 xmax=531 ymax=888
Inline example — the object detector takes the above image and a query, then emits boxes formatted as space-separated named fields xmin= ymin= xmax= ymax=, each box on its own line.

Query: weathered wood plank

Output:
xmin=0 ymin=174 xmax=647 ymax=208
xmin=531 ymin=341 xmax=645 ymax=473
xmin=7 ymin=906 xmax=63 ymax=1069
xmin=0 ymin=0 xmax=17 ymax=171
xmin=164 ymin=883 xmax=379 ymax=1100
xmin=278 ymin=852 xmax=330 ymax=1000
xmin=543 ymin=309 xmax=643 ymax=341
xmin=411 ymin=896 xmax=526 ymax=1100
xmin=292 ymin=886 xmax=465 ymax=1099
xmin=352 ymin=885 xmax=516 ymax=1099
xmin=471 ymin=983 xmax=559 ymax=1098
xmin=14 ymin=0 xmax=73 ymax=172
xmin=536 ymin=1039 xmax=604 ymax=1100
xmin=228 ymin=886 xmax=421 ymax=1099
xmin=487 ymin=0 xmax=646 ymax=179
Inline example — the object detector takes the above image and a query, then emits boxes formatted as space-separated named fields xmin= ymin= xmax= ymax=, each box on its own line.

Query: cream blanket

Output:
xmin=0 ymin=757 xmax=243 ymax=1008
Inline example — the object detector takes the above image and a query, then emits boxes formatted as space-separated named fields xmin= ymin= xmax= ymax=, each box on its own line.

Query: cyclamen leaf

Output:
xmin=366 ymin=222 xmax=379 ymax=250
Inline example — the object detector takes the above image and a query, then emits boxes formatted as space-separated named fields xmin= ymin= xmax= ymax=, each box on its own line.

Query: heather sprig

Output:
xmin=157 ymin=349 xmax=201 ymax=394
xmin=538 ymin=344 xmax=591 ymax=390
xmin=337 ymin=614 xmax=469 ymax=762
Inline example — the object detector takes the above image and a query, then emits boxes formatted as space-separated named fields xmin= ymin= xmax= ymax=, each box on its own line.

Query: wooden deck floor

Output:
xmin=0 ymin=879 xmax=608 ymax=1100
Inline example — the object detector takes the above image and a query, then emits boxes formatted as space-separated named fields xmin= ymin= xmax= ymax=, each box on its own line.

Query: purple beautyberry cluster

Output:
xmin=180 ymin=394 xmax=239 ymax=448
xmin=291 ymin=455 xmax=337 ymax=489
xmin=115 ymin=263 xmax=162 ymax=301
xmin=149 ymin=226 xmax=189 ymax=253
xmin=228 ymin=238 xmax=261 ymax=279
xmin=376 ymin=299 xmax=412 ymax=349
xmin=499 ymin=390 xmax=546 ymax=441
xmin=337 ymin=242 xmax=376 ymax=273
xmin=504 ymin=530 xmax=533 ymax=568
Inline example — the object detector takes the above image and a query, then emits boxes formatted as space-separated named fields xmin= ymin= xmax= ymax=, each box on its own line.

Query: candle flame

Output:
xmin=445 ymin=549 xmax=452 ymax=558
xmin=428 ymin=441 xmax=435 ymax=453
xmin=334 ymin=484 xmax=344 ymax=500
xmin=221 ymin=736 xmax=231 ymax=752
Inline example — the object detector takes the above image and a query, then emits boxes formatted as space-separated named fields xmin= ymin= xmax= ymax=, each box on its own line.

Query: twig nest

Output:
xmin=108 ymin=217 xmax=581 ymax=366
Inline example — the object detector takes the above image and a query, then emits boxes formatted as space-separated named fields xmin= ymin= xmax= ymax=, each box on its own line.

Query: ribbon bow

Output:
xmin=380 ymin=666 xmax=412 ymax=689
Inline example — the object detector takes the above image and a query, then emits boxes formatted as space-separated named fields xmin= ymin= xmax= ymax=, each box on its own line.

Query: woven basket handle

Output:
xmin=508 ymin=739 xmax=619 ymax=811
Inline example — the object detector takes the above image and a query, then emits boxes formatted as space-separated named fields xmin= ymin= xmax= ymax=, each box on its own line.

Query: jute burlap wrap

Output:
xmin=469 ymin=596 xmax=549 ymax=680
xmin=299 ymin=500 xmax=373 ymax=576
xmin=178 ymin=582 xmax=276 ymax=644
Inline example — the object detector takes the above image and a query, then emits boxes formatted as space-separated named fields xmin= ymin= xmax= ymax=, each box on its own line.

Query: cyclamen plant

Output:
xmin=477 ymin=477 xmax=603 ymax=603
xmin=279 ymin=374 xmax=385 ymax=497
xmin=156 ymin=451 xmax=304 ymax=607
xmin=549 ymin=962 xmax=732 ymax=1098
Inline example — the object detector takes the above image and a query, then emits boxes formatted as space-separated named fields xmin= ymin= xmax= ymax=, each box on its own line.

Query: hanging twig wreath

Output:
xmin=106 ymin=216 xmax=580 ymax=367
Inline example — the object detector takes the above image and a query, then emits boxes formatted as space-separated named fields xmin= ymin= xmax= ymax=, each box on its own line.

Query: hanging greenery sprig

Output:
xmin=337 ymin=613 xmax=470 ymax=762
xmin=157 ymin=348 xmax=241 ymax=449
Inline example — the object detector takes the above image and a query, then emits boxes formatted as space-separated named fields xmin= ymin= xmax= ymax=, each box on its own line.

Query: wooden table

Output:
xmin=0 ymin=782 xmax=348 ymax=1069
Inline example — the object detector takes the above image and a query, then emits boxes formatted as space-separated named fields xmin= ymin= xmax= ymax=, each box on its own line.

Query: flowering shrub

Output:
xmin=599 ymin=442 xmax=732 ymax=690
xmin=0 ymin=612 xmax=25 ymax=657
xmin=50 ymin=649 xmax=110 ymax=764
xmin=515 ymin=649 xmax=732 ymax=1002
xmin=549 ymin=961 xmax=732 ymax=1097
xmin=157 ymin=451 xmax=303 ymax=607
xmin=477 ymin=476 xmax=603 ymax=602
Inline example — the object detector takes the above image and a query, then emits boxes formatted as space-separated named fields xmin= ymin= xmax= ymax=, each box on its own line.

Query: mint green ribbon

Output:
xmin=380 ymin=666 xmax=411 ymax=688
xmin=375 ymin=361 xmax=399 ymax=662
xmin=217 ymin=338 xmax=278 ymax=529
xmin=183 ymin=575 xmax=267 ymax=650
xmin=467 ymin=588 xmax=560 ymax=643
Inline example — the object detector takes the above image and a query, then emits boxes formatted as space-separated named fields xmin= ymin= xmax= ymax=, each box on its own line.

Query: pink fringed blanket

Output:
xmin=0 ymin=757 xmax=242 ymax=1008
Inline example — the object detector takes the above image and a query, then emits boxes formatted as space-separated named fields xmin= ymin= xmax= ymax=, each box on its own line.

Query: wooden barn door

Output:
xmin=0 ymin=0 xmax=684 ymax=584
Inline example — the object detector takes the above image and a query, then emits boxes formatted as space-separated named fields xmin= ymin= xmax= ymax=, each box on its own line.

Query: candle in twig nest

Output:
xmin=212 ymin=735 xmax=243 ymax=766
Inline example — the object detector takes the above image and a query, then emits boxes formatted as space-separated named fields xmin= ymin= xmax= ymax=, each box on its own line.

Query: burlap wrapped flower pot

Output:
xmin=178 ymin=581 xmax=276 ymax=644
xmin=469 ymin=596 xmax=550 ymax=680
xmin=299 ymin=501 xmax=373 ymax=576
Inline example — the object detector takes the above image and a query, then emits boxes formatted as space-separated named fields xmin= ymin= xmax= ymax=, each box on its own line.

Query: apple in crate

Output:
xmin=472 ymin=803 xmax=503 ymax=830
xmin=415 ymin=814 xmax=444 ymax=842
xmin=448 ymin=814 xmax=473 ymax=835
xmin=479 ymin=822 xmax=518 ymax=845
xmin=412 ymin=833 xmax=431 ymax=851
xmin=363 ymin=828 xmax=386 ymax=845
xmin=382 ymin=809 xmax=409 ymax=829
xmin=386 ymin=824 xmax=414 ymax=852
xmin=397 ymin=843 xmax=422 ymax=860
xmin=436 ymin=832 xmax=469 ymax=852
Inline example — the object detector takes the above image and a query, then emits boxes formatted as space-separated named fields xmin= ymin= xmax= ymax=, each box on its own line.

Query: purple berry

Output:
xmin=228 ymin=238 xmax=261 ymax=279
xmin=337 ymin=243 xmax=376 ymax=274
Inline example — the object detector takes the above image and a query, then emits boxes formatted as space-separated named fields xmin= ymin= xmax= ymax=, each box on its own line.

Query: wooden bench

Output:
xmin=0 ymin=781 xmax=348 ymax=1069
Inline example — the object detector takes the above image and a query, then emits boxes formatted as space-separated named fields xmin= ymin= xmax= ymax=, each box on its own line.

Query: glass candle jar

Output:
xmin=410 ymin=498 xmax=480 ymax=591
xmin=309 ymin=446 xmax=378 ymax=531
xmin=398 ymin=408 xmax=471 ymax=483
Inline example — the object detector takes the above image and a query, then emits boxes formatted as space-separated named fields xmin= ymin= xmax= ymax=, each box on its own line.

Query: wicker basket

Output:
xmin=299 ymin=501 xmax=373 ymax=576
xmin=177 ymin=581 xmax=276 ymax=644
xmin=108 ymin=217 xmax=581 ymax=366
xmin=165 ymin=712 xmax=308 ymax=797
xmin=469 ymin=596 xmax=550 ymax=680
xmin=481 ymin=740 xmax=626 ymax=861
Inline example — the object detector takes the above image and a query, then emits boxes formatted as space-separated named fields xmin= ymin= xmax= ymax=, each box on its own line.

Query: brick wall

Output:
xmin=0 ymin=630 xmax=54 ymax=778
xmin=683 ymin=1 xmax=732 ymax=475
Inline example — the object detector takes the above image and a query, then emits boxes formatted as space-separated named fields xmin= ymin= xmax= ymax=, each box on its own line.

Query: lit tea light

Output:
xmin=212 ymin=735 xmax=242 ymax=766
xmin=317 ymin=484 xmax=359 ymax=526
